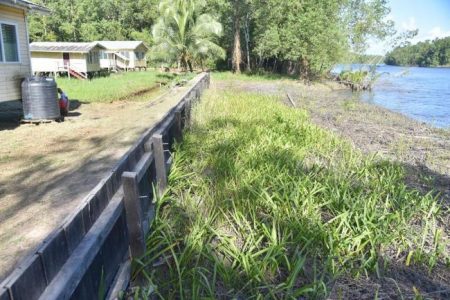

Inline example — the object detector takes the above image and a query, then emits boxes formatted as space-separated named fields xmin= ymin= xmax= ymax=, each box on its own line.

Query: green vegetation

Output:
xmin=337 ymin=68 xmax=381 ymax=91
xmin=29 ymin=0 xmax=393 ymax=80
xmin=385 ymin=36 xmax=450 ymax=67
xmin=212 ymin=71 xmax=296 ymax=81
xmin=340 ymin=53 xmax=384 ymax=65
xmin=56 ymin=71 xmax=191 ymax=103
xmin=151 ymin=0 xmax=225 ymax=72
xmin=28 ymin=0 xmax=159 ymax=45
xmin=136 ymin=90 xmax=446 ymax=298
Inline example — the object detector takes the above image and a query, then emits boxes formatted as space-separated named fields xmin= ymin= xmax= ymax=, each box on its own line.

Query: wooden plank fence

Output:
xmin=0 ymin=72 xmax=210 ymax=300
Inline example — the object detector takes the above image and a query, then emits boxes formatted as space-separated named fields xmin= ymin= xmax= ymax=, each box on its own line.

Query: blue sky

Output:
xmin=367 ymin=0 xmax=450 ymax=55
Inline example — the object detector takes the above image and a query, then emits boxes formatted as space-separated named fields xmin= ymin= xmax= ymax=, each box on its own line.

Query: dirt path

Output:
xmin=214 ymin=78 xmax=450 ymax=299
xmin=0 ymin=83 xmax=192 ymax=281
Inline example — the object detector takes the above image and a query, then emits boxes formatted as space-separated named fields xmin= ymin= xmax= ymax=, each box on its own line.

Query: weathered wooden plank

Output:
xmin=106 ymin=259 xmax=131 ymax=300
xmin=111 ymin=155 xmax=129 ymax=188
xmin=37 ymin=229 xmax=70 ymax=284
xmin=138 ymin=169 xmax=153 ymax=201
xmin=71 ymin=210 xmax=128 ymax=300
xmin=38 ymin=190 xmax=125 ymax=300
xmin=91 ymin=183 xmax=109 ymax=217
xmin=173 ymin=109 xmax=183 ymax=143
xmin=4 ymin=254 xmax=47 ymax=300
xmin=134 ymin=152 xmax=154 ymax=182
xmin=127 ymin=148 xmax=138 ymax=171
xmin=184 ymin=98 xmax=192 ymax=127
xmin=63 ymin=209 xmax=86 ymax=254
xmin=88 ymin=193 xmax=102 ymax=225
xmin=81 ymin=201 xmax=92 ymax=233
xmin=69 ymin=249 xmax=103 ymax=300
xmin=152 ymin=134 xmax=167 ymax=194
xmin=100 ymin=210 xmax=129 ymax=289
xmin=122 ymin=172 xmax=146 ymax=258
xmin=103 ymin=171 xmax=116 ymax=199
xmin=0 ymin=287 xmax=10 ymax=300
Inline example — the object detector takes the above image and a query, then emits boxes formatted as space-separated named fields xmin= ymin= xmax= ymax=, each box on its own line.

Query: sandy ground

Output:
xmin=214 ymin=78 xmax=450 ymax=299
xmin=0 ymin=83 xmax=192 ymax=281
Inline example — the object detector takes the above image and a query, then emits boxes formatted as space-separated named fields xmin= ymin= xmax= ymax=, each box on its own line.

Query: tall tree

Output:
xmin=27 ymin=0 xmax=159 ymax=43
xmin=151 ymin=0 xmax=225 ymax=71
xmin=252 ymin=0 xmax=393 ymax=79
xmin=231 ymin=0 xmax=242 ymax=73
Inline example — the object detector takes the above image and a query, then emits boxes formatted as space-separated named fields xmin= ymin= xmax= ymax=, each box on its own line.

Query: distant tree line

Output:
xmin=29 ymin=0 xmax=394 ymax=79
xmin=385 ymin=36 xmax=450 ymax=67
xmin=339 ymin=53 xmax=384 ymax=64
xmin=28 ymin=0 xmax=159 ymax=45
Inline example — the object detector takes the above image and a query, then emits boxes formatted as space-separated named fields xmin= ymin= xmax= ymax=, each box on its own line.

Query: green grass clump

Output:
xmin=137 ymin=91 xmax=445 ymax=298
xmin=213 ymin=71 xmax=296 ymax=82
xmin=56 ymin=71 xmax=193 ymax=103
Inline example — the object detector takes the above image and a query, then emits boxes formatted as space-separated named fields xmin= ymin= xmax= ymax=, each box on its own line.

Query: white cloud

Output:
xmin=428 ymin=26 xmax=450 ymax=39
xmin=401 ymin=17 xmax=417 ymax=31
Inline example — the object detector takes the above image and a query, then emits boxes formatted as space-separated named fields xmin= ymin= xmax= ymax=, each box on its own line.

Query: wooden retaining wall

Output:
xmin=0 ymin=72 xmax=210 ymax=300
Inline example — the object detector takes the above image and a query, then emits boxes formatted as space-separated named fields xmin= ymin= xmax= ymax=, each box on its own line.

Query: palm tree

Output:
xmin=151 ymin=0 xmax=225 ymax=72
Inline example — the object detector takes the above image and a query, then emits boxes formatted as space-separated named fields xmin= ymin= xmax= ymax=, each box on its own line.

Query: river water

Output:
xmin=334 ymin=65 xmax=450 ymax=129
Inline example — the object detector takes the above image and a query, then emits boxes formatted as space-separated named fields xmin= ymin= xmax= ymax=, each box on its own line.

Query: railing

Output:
xmin=0 ymin=72 xmax=210 ymax=300
xmin=57 ymin=63 xmax=88 ymax=79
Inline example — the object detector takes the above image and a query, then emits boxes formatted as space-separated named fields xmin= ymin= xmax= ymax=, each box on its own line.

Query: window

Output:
xmin=135 ymin=51 xmax=146 ymax=60
xmin=0 ymin=23 xmax=19 ymax=62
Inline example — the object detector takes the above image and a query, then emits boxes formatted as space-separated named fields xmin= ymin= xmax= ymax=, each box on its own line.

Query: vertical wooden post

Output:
xmin=152 ymin=134 xmax=167 ymax=195
xmin=122 ymin=172 xmax=145 ymax=258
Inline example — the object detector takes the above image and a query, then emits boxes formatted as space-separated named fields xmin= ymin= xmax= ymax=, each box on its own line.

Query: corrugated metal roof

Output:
xmin=0 ymin=0 xmax=50 ymax=13
xmin=97 ymin=41 xmax=149 ymax=51
xmin=29 ymin=42 xmax=105 ymax=53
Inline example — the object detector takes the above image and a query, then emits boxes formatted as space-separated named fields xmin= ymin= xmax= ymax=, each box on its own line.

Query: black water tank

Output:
xmin=21 ymin=77 xmax=60 ymax=120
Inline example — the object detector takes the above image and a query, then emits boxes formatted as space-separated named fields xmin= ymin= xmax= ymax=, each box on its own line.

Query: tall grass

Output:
xmin=56 ymin=71 xmax=193 ymax=103
xmin=137 ymin=91 xmax=446 ymax=298
xmin=212 ymin=71 xmax=297 ymax=82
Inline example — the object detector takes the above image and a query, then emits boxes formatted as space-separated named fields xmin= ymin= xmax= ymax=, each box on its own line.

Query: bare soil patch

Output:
xmin=0 ymin=83 xmax=192 ymax=281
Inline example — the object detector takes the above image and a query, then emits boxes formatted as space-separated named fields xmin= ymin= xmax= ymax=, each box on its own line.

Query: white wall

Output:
xmin=0 ymin=4 xmax=31 ymax=102
xmin=31 ymin=49 xmax=102 ymax=74
xmin=99 ymin=45 xmax=148 ymax=70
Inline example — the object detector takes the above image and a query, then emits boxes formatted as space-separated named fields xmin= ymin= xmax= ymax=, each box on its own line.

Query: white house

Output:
xmin=30 ymin=42 xmax=105 ymax=79
xmin=0 ymin=0 xmax=49 ymax=102
xmin=97 ymin=41 xmax=148 ymax=71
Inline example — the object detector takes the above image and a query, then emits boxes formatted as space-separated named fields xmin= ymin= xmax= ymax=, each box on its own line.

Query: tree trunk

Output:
xmin=244 ymin=12 xmax=251 ymax=72
xmin=232 ymin=2 xmax=242 ymax=74
xmin=187 ymin=60 xmax=193 ymax=73
xmin=299 ymin=56 xmax=310 ymax=80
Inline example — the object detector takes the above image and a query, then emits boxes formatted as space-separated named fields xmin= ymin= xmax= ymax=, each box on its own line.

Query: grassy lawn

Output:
xmin=56 ymin=70 xmax=193 ymax=103
xmin=136 ymin=89 xmax=446 ymax=298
